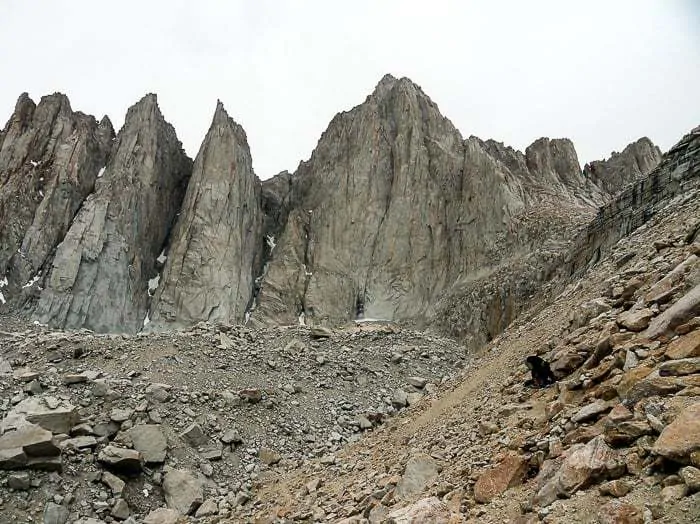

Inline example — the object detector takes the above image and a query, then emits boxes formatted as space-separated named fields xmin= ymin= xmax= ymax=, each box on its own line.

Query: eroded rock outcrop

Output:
xmin=148 ymin=102 xmax=262 ymax=329
xmin=251 ymin=75 xmax=645 ymax=330
xmin=33 ymin=94 xmax=191 ymax=333
xmin=584 ymin=137 xmax=662 ymax=195
xmin=0 ymin=93 xmax=114 ymax=306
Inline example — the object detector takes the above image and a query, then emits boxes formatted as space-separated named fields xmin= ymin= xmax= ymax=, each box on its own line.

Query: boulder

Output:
xmin=163 ymin=468 xmax=204 ymax=515
xmin=110 ymin=499 xmax=130 ymax=520
xmin=572 ymin=400 xmax=613 ymax=423
xmin=142 ymin=508 xmax=181 ymax=524
xmin=535 ymin=436 xmax=616 ymax=504
xmin=194 ymin=498 xmax=218 ymax=518
xmin=102 ymin=471 xmax=126 ymax=495
xmin=616 ymin=308 xmax=654 ymax=332
xmin=550 ymin=349 xmax=585 ymax=378
xmin=665 ymin=329 xmax=700 ymax=360
xmin=0 ymin=423 xmax=60 ymax=460
xmin=384 ymin=497 xmax=452 ymax=523
xmin=59 ymin=436 xmax=98 ymax=450
xmin=43 ymin=502 xmax=70 ymax=524
xmin=598 ymin=479 xmax=632 ymax=497
xmin=645 ymin=283 xmax=700 ymax=339
xmin=395 ymin=454 xmax=439 ymax=501
xmin=679 ymin=466 xmax=700 ymax=493
xmin=653 ymin=402 xmax=700 ymax=463
xmin=179 ymin=423 xmax=208 ymax=447
xmin=11 ymin=397 xmax=78 ymax=434
xmin=622 ymin=371 xmax=684 ymax=404
xmin=597 ymin=500 xmax=643 ymax=524
xmin=129 ymin=424 xmax=167 ymax=463
xmin=659 ymin=357 xmax=700 ymax=377
xmin=259 ymin=447 xmax=281 ymax=465
xmin=604 ymin=419 xmax=652 ymax=446
xmin=473 ymin=454 xmax=528 ymax=503
xmin=97 ymin=446 xmax=143 ymax=474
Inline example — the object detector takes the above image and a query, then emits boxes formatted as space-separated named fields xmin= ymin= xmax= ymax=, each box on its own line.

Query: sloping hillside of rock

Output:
xmin=0 ymin=315 xmax=469 ymax=522
xmin=148 ymin=101 xmax=262 ymax=330
xmin=246 ymin=129 xmax=700 ymax=523
xmin=33 ymin=94 xmax=192 ymax=333
xmin=0 ymin=93 xmax=114 ymax=308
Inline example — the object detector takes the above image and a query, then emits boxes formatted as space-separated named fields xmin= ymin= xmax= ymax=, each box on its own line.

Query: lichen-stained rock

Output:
xmin=0 ymin=93 xmax=113 ymax=304
xmin=149 ymin=102 xmax=262 ymax=329
xmin=33 ymin=94 xmax=192 ymax=333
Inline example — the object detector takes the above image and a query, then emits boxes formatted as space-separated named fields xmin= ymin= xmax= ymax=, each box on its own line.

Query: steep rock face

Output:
xmin=148 ymin=102 xmax=262 ymax=329
xmin=33 ymin=94 xmax=192 ymax=333
xmin=252 ymin=75 xmax=604 ymax=326
xmin=0 ymin=93 xmax=113 ymax=305
xmin=431 ymin=127 xmax=698 ymax=347
xmin=584 ymin=138 xmax=662 ymax=195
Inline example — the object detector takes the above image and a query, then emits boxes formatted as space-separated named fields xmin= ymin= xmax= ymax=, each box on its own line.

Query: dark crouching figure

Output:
xmin=525 ymin=355 xmax=555 ymax=388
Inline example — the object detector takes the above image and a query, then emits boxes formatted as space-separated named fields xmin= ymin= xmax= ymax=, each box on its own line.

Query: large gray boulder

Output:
xmin=33 ymin=94 xmax=192 ymax=333
xmin=163 ymin=468 xmax=204 ymax=515
xmin=149 ymin=102 xmax=262 ymax=328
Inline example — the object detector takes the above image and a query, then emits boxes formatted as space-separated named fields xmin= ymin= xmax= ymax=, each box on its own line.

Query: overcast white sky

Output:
xmin=1 ymin=1 xmax=698 ymax=178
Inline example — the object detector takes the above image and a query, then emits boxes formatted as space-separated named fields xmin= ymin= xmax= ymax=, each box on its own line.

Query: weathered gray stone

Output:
xmin=163 ymin=468 xmax=204 ymax=515
xmin=58 ymin=436 xmax=97 ymax=450
xmin=142 ymin=508 xmax=180 ymax=524
xmin=43 ymin=502 xmax=70 ymax=524
xmin=129 ymin=424 xmax=167 ymax=463
xmin=149 ymin=102 xmax=261 ymax=330
xmin=645 ymin=283 xmax=700 ymax=339
xmin=0 ymin=93 xmax=114 ymax=307
xmin=179 ymin=423 xmax=207 ymax=447
xmin=395 ymin=453 xmax=439 ymax=501
xmin=97 ymin=445 xmax=143 ymax=474
xmin=0 ymin=423 xmax=60 ymax=461
xmin=616 ymin=308 xmax=653 ymax=332
xmin=102 ymin=471 xmax=126 ymax=495
xmin=11 ymin=396 xmax=78 ymax=434
xmin=34 ymin=94 xmax=192 ymax=333
xmin=111 ymin=499 xmax=130 ymax=520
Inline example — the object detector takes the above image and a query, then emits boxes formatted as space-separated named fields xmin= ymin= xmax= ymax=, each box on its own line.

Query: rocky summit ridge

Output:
xmin=0 ymin=75 xmax=669 ymax=348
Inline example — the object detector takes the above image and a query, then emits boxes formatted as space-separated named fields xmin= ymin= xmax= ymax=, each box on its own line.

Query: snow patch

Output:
xmin=39 ymin=190 xmax=44 ymax=197
xmin=0 ymin=292 xmax=5 ymax=304
xmin=97 ymin=167 xmax=106 ymax=178
xmin=29 ymin=160 xmax=39 ymax=167
xmin=265 ymin=235 xmax=276 ymax=251
xmin=156 ymin=250 xmax=167 ymax=264
xmin=22 ymin=274 xmax=41 ymax=289
xmin=143 ymin=313 xmax=151 ymax=327
xmin=0 ymin=276 xmax=8 ymax=288
xmin=298 ymin=312 xmax=306 ymax=326
xmin=244 ymin=310 xmax=251 ymax=324
xmin=148 ymin=275 xmax=160 ymax=297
